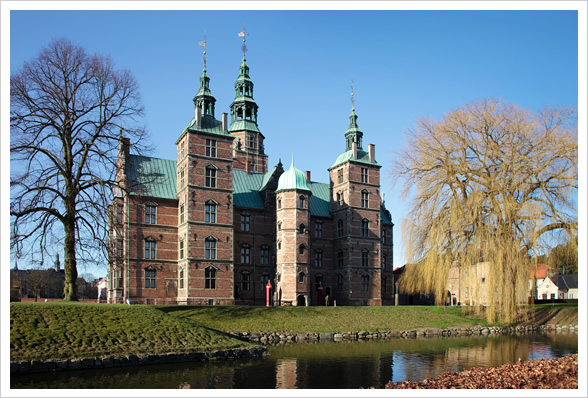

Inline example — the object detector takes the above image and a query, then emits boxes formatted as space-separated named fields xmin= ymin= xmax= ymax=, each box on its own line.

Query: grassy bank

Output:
xmin=10 ymin=302 xmax=254 ymax=362
xmin=157 ymin=305 xmax=491 ymax=334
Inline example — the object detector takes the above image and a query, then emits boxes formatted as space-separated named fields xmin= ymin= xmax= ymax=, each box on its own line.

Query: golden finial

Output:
xmin=198 ymin=35 xmax=207 ymax=70
xmin=238 ymin=25 xmax=247 ymax=61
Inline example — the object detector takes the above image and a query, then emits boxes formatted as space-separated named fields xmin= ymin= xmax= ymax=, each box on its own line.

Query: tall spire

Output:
xmin=230 ymin=27 xmax=259 ymax=128
xmin=239 ymin=25 xmax=247 ymax=62
xmin=193 ymin=37 xmax=216 ymax=117
xmin=345 ymin=79 xmax=363 ymax=151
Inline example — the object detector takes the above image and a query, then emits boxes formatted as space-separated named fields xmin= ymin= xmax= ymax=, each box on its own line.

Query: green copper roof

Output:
xmin=126 ymin=155 xmax=177 ymax=200
xmin=183 ymin=115 xmax=233 ymax=138
xmin=233 ymin=169 xmax=266 ymax=208
xmin=329 ymin=149 xmax=382 ymax=170
xmin=276 ymin=158 xmax=310 ymax=192
xmin=381 ymin=205 xmax=393 ymax=226
xmin=228 ymin=119 xmax=261 ymax=133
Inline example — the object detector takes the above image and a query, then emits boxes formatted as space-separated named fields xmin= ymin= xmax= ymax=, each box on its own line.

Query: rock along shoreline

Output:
xmin=10 ymin=323 xmax=577 ymax=375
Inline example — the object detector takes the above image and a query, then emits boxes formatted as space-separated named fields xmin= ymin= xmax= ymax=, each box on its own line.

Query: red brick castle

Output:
xmin=108 ymin=43 xmax=394 ymax=306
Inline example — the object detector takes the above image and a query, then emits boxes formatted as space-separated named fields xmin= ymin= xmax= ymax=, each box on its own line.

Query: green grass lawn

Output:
xmin=10 ymin=302 xmax=254 ymax=362
xmin=156 ymin=305 xmax=491 ymax=334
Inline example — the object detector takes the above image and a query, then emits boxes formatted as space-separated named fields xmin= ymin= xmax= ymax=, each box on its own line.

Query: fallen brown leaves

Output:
xmin=386 ymin=354 xmax=578 ymax=389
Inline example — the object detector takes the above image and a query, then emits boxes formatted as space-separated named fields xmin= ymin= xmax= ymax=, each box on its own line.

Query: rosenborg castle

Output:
xmin=108 ymin=45 xmax=395 ymax=306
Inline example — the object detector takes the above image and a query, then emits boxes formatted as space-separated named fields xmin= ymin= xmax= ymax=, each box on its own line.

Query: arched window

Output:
xmin=299 ymin=244 xmax=305 ymax=255
xmin=299 ymin=223 xmax=306 ymax=234
xmin=299 ymin=195 xmax=306 ymax=208
xmin=298 ymin=271 xmax=306 ymax=283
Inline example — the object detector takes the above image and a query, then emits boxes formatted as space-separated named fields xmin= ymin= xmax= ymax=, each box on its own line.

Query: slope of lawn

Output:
xmin=10 ymin=302 xmax=255 ymax=362
xmin=157 ymin=305 xmax=491 ymax=334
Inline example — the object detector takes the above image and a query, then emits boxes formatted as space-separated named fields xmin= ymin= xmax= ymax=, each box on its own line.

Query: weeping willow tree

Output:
xmin=393 ymin=99 xmax=577 ymax=323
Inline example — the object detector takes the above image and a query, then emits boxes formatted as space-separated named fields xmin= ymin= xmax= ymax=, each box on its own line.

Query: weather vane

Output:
xmin=238 ymin=25 xmax=248 ymax=61
xmin=351 ymin=79 xmax=355 ymax=109
xmin=198 ymin=35 xmax=207 ymax=70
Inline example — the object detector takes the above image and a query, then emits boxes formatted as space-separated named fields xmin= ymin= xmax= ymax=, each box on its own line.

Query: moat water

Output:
xmin=11 ymin=332 xmax=578 ymax=389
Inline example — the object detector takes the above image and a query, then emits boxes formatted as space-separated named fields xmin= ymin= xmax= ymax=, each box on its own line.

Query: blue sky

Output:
xmin=4 ymin=4 xmax=584 ymax=279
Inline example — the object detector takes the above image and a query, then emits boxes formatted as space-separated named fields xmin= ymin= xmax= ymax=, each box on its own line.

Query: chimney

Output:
xmin=118 ymin=131 xmax=130 ymax=163
xmin=352 ymin=141 xmax=358 ymax=160
xmin=305 ymin=171 xmax=311 ymax=182
xmin=368 ymin=144 xmax=375 ymax=163
xmin=195 ymin=106 xmax=202 ymax=128
xmin=222 ymin=112 xmax=228 ymax=133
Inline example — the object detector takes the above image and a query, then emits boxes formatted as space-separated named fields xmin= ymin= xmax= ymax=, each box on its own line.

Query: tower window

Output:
xmin=180 ymin=166 xmax=185 ymax=188
xmin=337 ymin=274 xmax=344 ymax=291
xmin=205 ymin=202 xmax=216 ymax=223
xmin=180 ymin=203 xmax=185 ymax=224
xmin=337 ymin=168 xmax=343 ymax=184
xmin=382 ymin=228 xmax=386 ymax=244
xmin=248 ymin=134 xmax=255 ymax=149
xmin=337 ymin=219 xmax=344 ymax=237
xmin=241 ymin=272 xmax=251 ymax=291
xmin=361 ymin=219 xmax=369 ymax=237
xmin=361 ymin=168 xmax=368 ymax=183
xmin=361 ymin=191 xmax=369 ymax=209
xmin=179 ymin=268 xmax=184 ymax=289
xmin=382 ymin=254 xmax=387 ymax=270
xmin=338 ymin=250 xmax=344 ymax=268
xmin=116 ymin=204 xmax=123 ymax=223
xmin=299 ymin=195 xmax=306 ymax=208
xmin=362 ymin=249 xmax=369 ymax=267
xmin=205 ymin=267 xmax=216 ymax=289
xmin=361 ymin=274 xmax=370 ymax=292
xmin=260 ymin=246 xmax=270 ymax=265
xmin=205 ymin=238 xmax=216 ymax=259
xmin=205 ymin=139 xmax=217 ymax=157
xmin=299 ymin=224 xmax=306 ymax=234
xmin=298 ymin=271 xmax=306 ymax=283
xmin=299 ymin=244 xmax=305 ymax=255
xmin=179 ymin=238 xmax=184 ymax=259
xmin=205 ymin=167 xmax=216 ymax=188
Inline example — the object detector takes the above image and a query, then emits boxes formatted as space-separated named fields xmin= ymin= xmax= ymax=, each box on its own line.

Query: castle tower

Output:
xmin=229 ymin=28 xmax=268 ymax=173
xmin=275 ymin=158 xmax=312 ymax=306
xmin=328 ymin=93 xmax=383 ymax=305
xmin=175 ymin=41 xmax=235 ymax=304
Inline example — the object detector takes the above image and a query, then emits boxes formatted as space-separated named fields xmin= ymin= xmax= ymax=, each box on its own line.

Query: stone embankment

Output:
xmin=10 ymin=346 xmax=268 ymax=375
xmin=231 ymin=324 xmax=578 ymax=345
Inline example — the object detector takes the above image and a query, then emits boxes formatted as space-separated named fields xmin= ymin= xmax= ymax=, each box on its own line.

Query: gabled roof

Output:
xmin=233 ymin=169 xmax=266 ymax=209
xmin=555 ymin=274 xmax=578 ymax=290
xmin=126 ymin=155 xmax=177 ymax=200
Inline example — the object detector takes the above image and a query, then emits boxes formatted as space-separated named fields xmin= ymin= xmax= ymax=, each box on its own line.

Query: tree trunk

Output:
xmin=63 ymin=203 xmax=78 ymax=301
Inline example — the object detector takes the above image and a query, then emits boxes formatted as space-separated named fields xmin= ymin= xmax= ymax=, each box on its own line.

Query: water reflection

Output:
xmin=11 ymin=332 xmax=577 ymax=389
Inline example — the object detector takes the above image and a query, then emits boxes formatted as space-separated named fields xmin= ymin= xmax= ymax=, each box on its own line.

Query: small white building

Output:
xmin=536 ymin=274 xmax=578 ymax=300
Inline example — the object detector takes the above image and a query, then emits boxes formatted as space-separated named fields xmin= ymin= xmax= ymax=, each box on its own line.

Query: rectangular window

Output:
xmin=361 ymin=168 xmax=368 ymax=183
xmin=241 ymin=273 xmax=251 ymax=291
xmin=116 ymin=239 xmax=123 ymax=258
xmin=179 ymin=269 xmax=184 ymax=289
xmin=382 ymin=254 xmax=387 ymax=270
xmin=337 ymin=168 xmax=343 ymax=183
xmin=205 ymin=168 xmax=216 ymax=188
xmin=260 ymin=247 xmax=269 ymax=265
xmin=205 ymin=239 xmax=216 ymax=259
xmin=314 ymin=250 xmax=323 ymax=268
xmin=205 ymin=203 xmax=216 ymax=223
xmin=179 ymin=239 xmax=184 ymax=259
xmin=361 ymin=220 xmax=369 ymax=237
xmin=180 ymin=167 xmax=185 ymax=187
xmin=337 ymin=274 xmax=343 ymax=291
xmin=361 ymin=191 xmax=369 ymax=209
xmin=315 ymin=222 xmax=323 ymax=238
xmin=205 ymin=139 xmax=217 ymax=157
xmin=337 ymin=220 xmax=344 ymax=237
xmin=180 ymin=203 xmax=185 ymax=224
xmin=338 ymin=251 xmax=344 ymax=268
xmin=116 ymin=204 xmax=123 ymax=223
xmin=145 ymin=205 xmax=156 ymax=224
xmin=241 ymin=215 xmax=251 ymax=232
xmin=205 ymin=268 xmax=216 ymax=289
xmin=145 ymin=269 xmax=156 ymax=288
xmin=144 ymin=240 xmax=156 ymax=259
xmin=362 ymin=250 xmax=369 ymax=267
xmin=248 ymin=134 xmax=255 ymax=149
xmin=299 ymin=196 xmax=306 ymax=208
xmin=361 ymin=275 xmax=369 ymax=292
xmin=382 ymin=229 xmax=386 ymax=244
xmin=241 ymin=246 xmax=250 ymax=264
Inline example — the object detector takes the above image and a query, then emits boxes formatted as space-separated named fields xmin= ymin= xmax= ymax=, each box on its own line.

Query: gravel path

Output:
xmin=386 ymin=354 xmax=578 ymax=389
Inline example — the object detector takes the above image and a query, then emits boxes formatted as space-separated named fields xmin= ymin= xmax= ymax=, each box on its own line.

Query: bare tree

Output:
xmin=393 ymin=99 xmax=577 ymax=322
xmin=10 ymin=38 xmax=148 ymax=301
